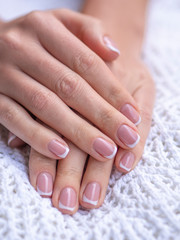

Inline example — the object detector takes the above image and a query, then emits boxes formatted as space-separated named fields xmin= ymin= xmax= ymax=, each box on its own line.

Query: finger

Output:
xmin=7 ymin=36 xmax=141 ymax=151
xmin=57 ymin=9 xmax=120 ymax=61
xmin=0 ymin=94 xmax=69 ymax=159
xmin=7 ymin=131 xmax=25 ymax=148
xmin=115 ymin=76 xmax=155 ymax=172
xmin=52 ymin=139 xmax=87 ymax=215
xmin=1 ymin=67 xmax=121 ymax=162
xmin=29 ymin=148 xmax=56 ymax=197
xmin=79 ymin=156 xmax=114 ymax=209
xmin=22 ymin=10 xmax=140 ymax=121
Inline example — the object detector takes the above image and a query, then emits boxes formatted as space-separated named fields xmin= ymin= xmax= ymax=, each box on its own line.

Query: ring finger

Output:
xmin=52 ymin=139 xmax=87 ymax=214
xmin=79 ymin=155 xmax=114 ymax=209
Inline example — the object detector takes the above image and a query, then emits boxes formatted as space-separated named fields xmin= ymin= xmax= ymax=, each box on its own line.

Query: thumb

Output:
xmin=57 ymin=9 xmax=120 ymax=61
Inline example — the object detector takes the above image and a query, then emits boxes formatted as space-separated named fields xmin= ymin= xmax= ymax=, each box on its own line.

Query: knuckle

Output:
xmin=92 ymin=161 xmax=111 ymax=175
xmin=108 ymin=84 xmax=123 ymax=106
xmin=29 ymin=89 xmax=52 ymax=112
xmin=72 ymin=123 xmax=88 ymax=144
xmin=0 ymin=105 xmax=17 ymax=124
xmin=55 ymin=73 xmax=79 ymax=99
xmin=25 ymin=10 xmax=45 ymax=27
xmin=98 ymin=108 xmax=114 ymax=130
xmin=58 ymin=8 xmax=70 ymax=16
xmin=57 ymin=166 xmax=81 ymax=179
xmin=72 ymin=53 xmax=96 ymax=75
xmin=0 ymin=30 xmax=21 ymax=51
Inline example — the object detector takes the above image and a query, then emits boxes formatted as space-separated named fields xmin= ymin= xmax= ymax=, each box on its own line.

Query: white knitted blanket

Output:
xmin=0 ymin=0 xmax=180 ymax=239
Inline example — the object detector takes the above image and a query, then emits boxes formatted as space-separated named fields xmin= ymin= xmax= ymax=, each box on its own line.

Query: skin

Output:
xmin=3 ymin=0 xmax=155 ymax=214
xmin=0 ymin=10 xmax=140 ymax=162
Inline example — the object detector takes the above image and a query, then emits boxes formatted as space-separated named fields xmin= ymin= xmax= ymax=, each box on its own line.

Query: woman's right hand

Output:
xmin=0 ymin=9 xmax=141 ymax=162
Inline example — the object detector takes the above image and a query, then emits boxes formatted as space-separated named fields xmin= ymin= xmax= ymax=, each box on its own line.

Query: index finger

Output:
xmin=34 ymin=10 xmax=139 ymax=115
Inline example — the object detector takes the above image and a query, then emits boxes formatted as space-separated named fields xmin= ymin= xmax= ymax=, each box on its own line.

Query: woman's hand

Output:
xmin=11 ymin=56 xmax=154 ymax=214
xmin=0 ymin=9 xmax=141 ymax=162
xmin=3 ymin=5 xmax=155 ymax=215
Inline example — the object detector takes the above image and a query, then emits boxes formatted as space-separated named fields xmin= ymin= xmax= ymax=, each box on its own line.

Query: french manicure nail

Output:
xmin=93 ymin=138 xmax=117 ymax=159
xmin=117 ymin=125 xmax=140 ymax=148
xmin=48 ymin=139 xmax=69 ymax=158
xmin=37 ymin=172 xmax=53 ymax=197
xmin=119 ymin=152 xmax=135 ymax=172
xmin=121 ymin=104 xmax=141 ymax=126
xmin=103 ymin=36 xmax=120 ymax=55
xmin=83 ymin=182 xmax=101 ymax=206
xmin=59 ymin=187 xmax=76 ymax=212
xmin=8 ymin=132 xmax=17 ymax=146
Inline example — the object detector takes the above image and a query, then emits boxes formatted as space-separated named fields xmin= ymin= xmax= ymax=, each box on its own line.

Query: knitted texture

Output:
xmin=0 ymin=0 xmax=180 ymax=239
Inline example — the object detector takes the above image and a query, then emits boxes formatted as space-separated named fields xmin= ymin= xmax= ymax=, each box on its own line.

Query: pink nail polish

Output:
xmin=103 ymin=36 xmax=120 ymax=55
xmin=59 ymin=187 xmax=76 ymax=212
xmin=37 ymin=172 xmax=53 ymax=197
xmin=48 ymin=139 xmax=69 ymax=158
xmin=83 ymin=182 xmax=101 ymax=206
xmin=7 ymin=132 xmax=17 ymax=146
xmin=119 ymin=152 xmax=135 ymax=172
xmin=117 ymin=125 xmax=140 ymax=148
xmin=93 ymin=138 xmax=117 ymax=159
xmin=121 ymin=104 xmax=141 ymax=126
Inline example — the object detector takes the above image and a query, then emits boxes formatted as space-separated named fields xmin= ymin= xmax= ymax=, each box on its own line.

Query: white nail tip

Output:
xmin=58 ymin=147 xmax=69 ymax=158
xmin=59 ymin=202 xmax=75 ymax=212
xmin=107 ymin=45 xmax=120 ymax=54
xmin=37 ymin=187 xmax=52 ymax=196
xmin=119 ymin=162 xmax=131 ymax=172
xmin=105 ymin=145 xmax=118 ymax=159
xmin=135 ymin=116 xmax=142 ymax=126
xmin=8 ymin=134 xmax=17 ymax=146
xmin=106 ymin=44 xmax=120 ymax=54
xmin=82 ymin=195 xmax=98 ymax=206
xmin=104 ymin=37 xmax=120 ymax=55
xmin=127 ymin=134 xmax=140 ymax=148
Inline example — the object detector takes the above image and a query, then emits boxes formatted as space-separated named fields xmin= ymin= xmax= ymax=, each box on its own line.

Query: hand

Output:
xmin=0 ymin=9 xmax=141 ymax=162
xmin=10 ymin=55 xmax=155 ymax=214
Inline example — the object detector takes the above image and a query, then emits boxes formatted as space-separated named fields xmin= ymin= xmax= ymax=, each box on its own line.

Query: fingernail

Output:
xmin=93 ymin=138 xmax=117 ymax=159
xmin=83 ymin=182 xmax=101 ymax=206
xmin=8 ymin=132 xmax=17 ymax=146
xmin=121 ymin=104 xmax=141 ymax=126
xmin=103 ymin=36 xmax=120 ymax=55
xmin=48 ymin=139 xmax=69 ymax=158
xmin=119 ymin=152 xmax=135 ymax=172
xmin=117 ymin=125 xmax=140 ymax=148
xmin=59 ymin=187 xmax=76 ymax=212
xmin=37 ymin=172 xmax=53 ymax=197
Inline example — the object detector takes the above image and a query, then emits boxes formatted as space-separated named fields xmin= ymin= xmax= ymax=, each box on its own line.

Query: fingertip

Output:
xmin=115 ymin=151 xmax=136 ymax=173
xmin=7 ymin=132 xmax=25 ymax=148
xmin=36 ymin=172 xmax=53 ymax=198
xmin=103 ymin=36 xmax=120 ymax=56
xmin=95 ymin=35 xmax=120 ymax=62
xmin=83 ymin=28 xmax=120 ymax=62
xmin=56 ymin=187 xmax=79 ymax=215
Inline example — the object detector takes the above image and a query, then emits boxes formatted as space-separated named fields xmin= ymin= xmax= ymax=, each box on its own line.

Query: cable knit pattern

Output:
xmin=0 ymin=0 xmax=180 ymax=239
